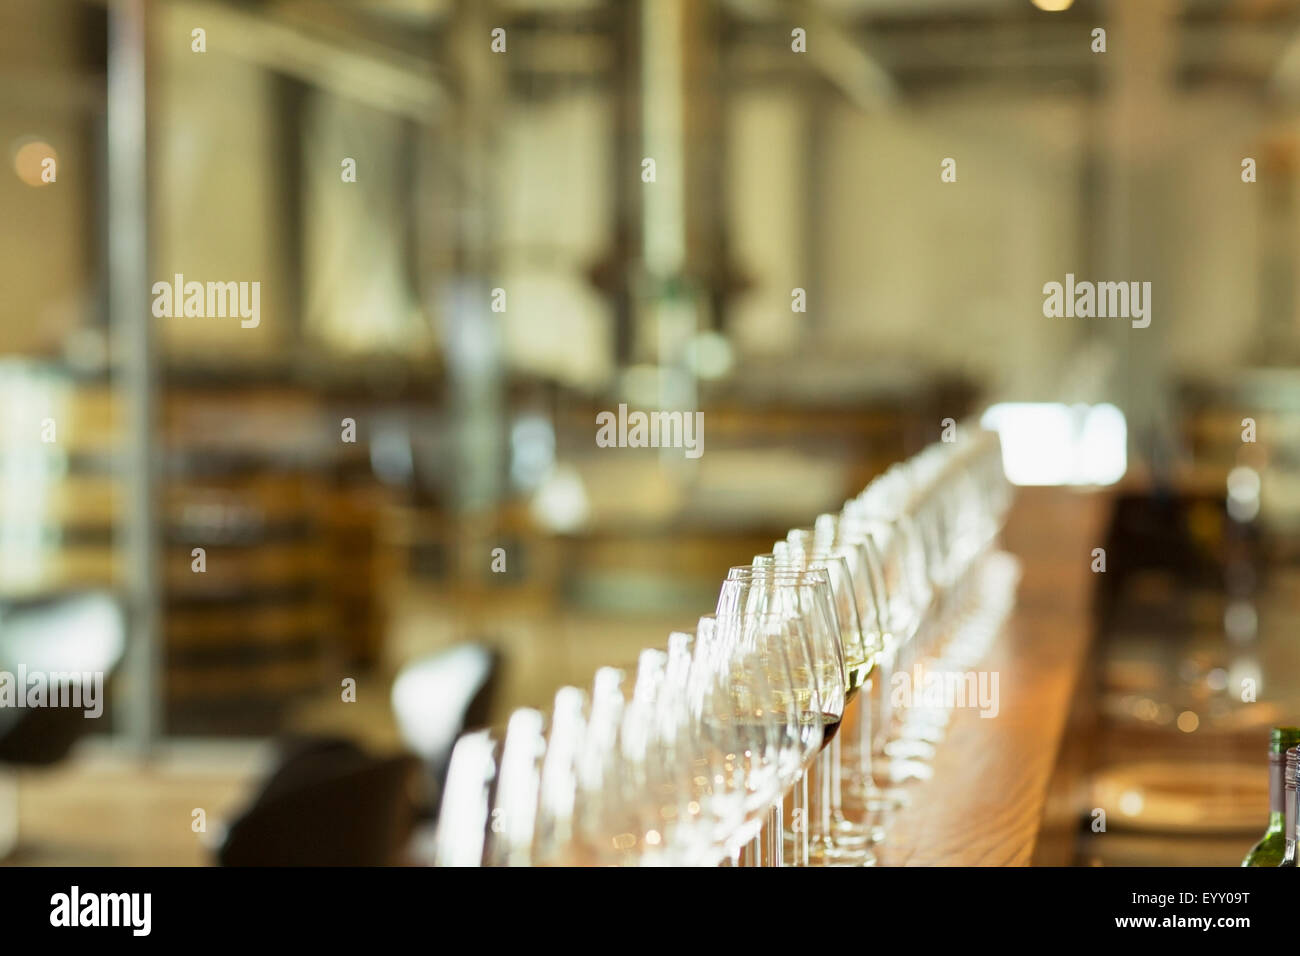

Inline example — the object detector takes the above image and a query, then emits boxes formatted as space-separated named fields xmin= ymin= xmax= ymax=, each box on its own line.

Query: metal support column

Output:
xmin=108 ymin=0 xmax=161 ymax=752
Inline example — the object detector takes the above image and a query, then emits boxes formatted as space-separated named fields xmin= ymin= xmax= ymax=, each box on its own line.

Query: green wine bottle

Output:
xmin=1244 ymin=728 xmax=1300 ymax=866
xmin=1278 ymin=746 xmax=1299 ymax=867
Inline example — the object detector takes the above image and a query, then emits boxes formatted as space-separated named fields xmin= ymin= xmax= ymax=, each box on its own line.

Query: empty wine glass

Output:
xmin=483 ymin=707 xmax=546 ymax=867
xmin=617 ymin=649 xmax=669 ymax=864
xmin=810 ymin=513 xmax=890 ymax=847
xmin=627 ymin=614 xmax=778 ymax=866
xmin=621 ymin=644 xmax=746 ymax=866
xmin=717 ymin=567 xmax=845 ymax=865
xmin=840 ymin=503 xmax=936 ymax=783
xmin=741 ymin=610 xmax=822 ymax=866
xmin=650 ymin=628 xmax=726 ymax=864
xmin=571 ymin=667 xmax=633 ymax=865
xmin=532 ymin=685 xmax=589 ymax=866
xmin=434 ymin=730 xmax=496 ymax=866
xmin=778 ymin=534 xmax=877 ymax=864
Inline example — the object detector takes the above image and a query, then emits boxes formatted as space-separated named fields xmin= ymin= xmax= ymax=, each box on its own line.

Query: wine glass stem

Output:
xmin=830 ymin=733 xmax=844 ymax=810
xmin=859 ymin=676 xmax=874 ymax=783
xmin=764 ymin=799 xmax=783 ymax=867
xmin=840 ymin=681 xmax=875 ymax=790
xmin=790 ymin=773 xmax=810 ymax=866
xmin=808 ymin=747 xmax=833 ymax=851
xmin=874 ymin=649 xmax=895 ymax=755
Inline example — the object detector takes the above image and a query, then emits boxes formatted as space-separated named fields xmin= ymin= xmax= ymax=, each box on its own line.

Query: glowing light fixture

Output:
xmin=530 ymin=464 xmax=590 ymax=533
xmin=981 ymin=402 xmax=1127 ymax=487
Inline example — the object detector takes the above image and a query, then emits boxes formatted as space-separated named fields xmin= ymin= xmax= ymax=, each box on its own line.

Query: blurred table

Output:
xmin=6 ymin=742 xmax=261 ymax=866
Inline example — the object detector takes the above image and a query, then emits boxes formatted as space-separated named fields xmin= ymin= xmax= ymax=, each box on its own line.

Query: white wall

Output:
xmin=726 ymin=91 xmax=1090 ymax=392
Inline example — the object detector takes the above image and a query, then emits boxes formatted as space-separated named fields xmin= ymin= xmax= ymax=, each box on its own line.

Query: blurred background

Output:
xmin=2 ymin=0 xmax=1300 ymax=865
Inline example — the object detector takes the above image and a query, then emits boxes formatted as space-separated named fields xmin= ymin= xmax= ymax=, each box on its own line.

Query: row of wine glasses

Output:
xmin=434 ymin=424 xmax=1015 ymax=866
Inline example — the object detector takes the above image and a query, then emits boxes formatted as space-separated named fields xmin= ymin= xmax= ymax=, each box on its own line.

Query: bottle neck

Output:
xmin=1286 ymin=784 xmax=1298 ymax=857
xmin=1269 ymin=751 xmax=1288 ymax=833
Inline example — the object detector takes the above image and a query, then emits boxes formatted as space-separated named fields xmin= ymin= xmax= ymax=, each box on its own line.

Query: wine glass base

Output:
xmin=829 ymin=820 xmax=873 ymax=848
xmin=885 ymin=738 xmax=937 ymax=761
xmin=883 ymin=758 xmax=933 ymax=783
xmin=844 ymin=779 xmax=911 ymax=810
xmin=781 ymin=831 xmax=877 ymax=866
xmin=808 ymin=843 xmax=877 ymax=867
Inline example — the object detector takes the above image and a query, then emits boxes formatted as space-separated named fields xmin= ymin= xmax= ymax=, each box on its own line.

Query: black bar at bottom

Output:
xmin=0 ymin=865 xmax=1283 ymax=942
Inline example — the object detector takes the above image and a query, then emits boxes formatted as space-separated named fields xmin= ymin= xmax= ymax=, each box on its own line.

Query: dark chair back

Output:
xmin=218 ymin=736 xmax=419 ymax=866
xmin=0 ymin=591 xmax=124 ymax=765
xmin=390 ymin=644 xmax=502 ymax=797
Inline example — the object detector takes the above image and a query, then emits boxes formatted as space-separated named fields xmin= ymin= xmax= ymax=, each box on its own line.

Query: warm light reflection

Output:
xmin=12 ymin=138 xmax=57 ymax=187
xmin=1226 ymin=465 xmax=1261 ymax=523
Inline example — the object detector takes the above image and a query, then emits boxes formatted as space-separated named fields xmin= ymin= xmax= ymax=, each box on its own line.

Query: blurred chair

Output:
xmin=216 ymin=736 xmax=419 ymax=866
xmin=390 ymin=643 xmax=502 ymax=813
xmin=0 ymin=591 xmax=126 ymax=859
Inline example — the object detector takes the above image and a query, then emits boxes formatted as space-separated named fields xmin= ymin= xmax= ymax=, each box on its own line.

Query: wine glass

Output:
xmin=807 ymin=514 xmax=891 ymax=848
xmin=832 ymin=508 xmax=906 ymax=820
xmin=433 ymin=729 xmax=497 ymax=866
xmin=840 ymin=503 xmax=937 ymax=783
xmin=739 ymin=610 xmax=822 ymax=866
xmin=617 ymin=649 xmax=668 ymax=864
xmin=717 ymin=567 xmax=846 ymax=865
xmin=709 ymin=601 xmax=829 ymax=866
xmin=532 ymin=685 xmax=589 ymax=866
xmin=777 ymin=534 xmax=877 ymax=863
xmin=482 ymin=707 xmax=546 ymax=867
xmin=608 ymin=616 xmax=780 ymax=866
xmin=651 ymin=627 xmax=728 ymax=865
xmin=701 ymin=610 xmax=797 ymax=864
xmin=899 ymin=436 xmax=1018 ymax=726
xmin=571 ymin=666 xmax=632 ymax=865
xmin=622 ymin=645 xmax=742 ymax=866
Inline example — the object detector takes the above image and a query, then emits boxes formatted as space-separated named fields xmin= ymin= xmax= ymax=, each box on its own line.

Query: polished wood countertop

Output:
xmin=876 ymin=486 xmax=1114 ymax=866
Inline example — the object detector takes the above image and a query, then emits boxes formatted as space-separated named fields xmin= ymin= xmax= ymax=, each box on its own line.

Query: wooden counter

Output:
xmin=875 ymin=486 xmax=1114 ymax=866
